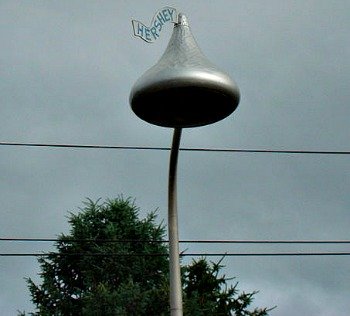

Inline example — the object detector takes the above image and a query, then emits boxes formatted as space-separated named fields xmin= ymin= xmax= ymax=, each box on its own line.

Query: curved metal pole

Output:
xmin=168 ymin=127 xmax=183 ymax=316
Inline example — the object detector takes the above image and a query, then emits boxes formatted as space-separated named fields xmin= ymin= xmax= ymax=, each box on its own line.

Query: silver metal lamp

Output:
xmin=130 ymin=12 xmax=240 ymax=316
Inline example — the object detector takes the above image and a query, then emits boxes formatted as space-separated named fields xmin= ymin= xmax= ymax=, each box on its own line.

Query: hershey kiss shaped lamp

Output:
xmin=130 ymin=11 xmax=240 ymax=316
xmin=130 ymin=13 xmax=240 ymax=127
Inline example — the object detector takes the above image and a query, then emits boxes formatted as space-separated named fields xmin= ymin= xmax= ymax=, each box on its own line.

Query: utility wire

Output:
xmin=0 ymin=142 xmax=349 ymax=155
xmin=1 ymin=252 xmax=350 ymax=257
xmin=1 ymin=238 xmax=350 ymax=244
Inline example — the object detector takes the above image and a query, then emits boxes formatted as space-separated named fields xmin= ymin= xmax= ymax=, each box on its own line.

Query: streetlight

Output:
xmin=130 ymin=12 xmax=240 ymax=316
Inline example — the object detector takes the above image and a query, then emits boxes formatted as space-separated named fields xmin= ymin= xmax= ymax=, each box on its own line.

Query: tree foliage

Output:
xmin=21 ymin=197 xmax=271 ymax=315
xmin=183 ymin=258 xmax=270 ymax=315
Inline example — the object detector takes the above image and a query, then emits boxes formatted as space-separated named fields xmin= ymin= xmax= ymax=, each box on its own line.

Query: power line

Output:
xmin=0 ymin=142 xmax=349 ymax=155
xmin=1 ymin=238 xmax=350 ymax=244
xmin=1 ymin=252 xmax=350 ymax=257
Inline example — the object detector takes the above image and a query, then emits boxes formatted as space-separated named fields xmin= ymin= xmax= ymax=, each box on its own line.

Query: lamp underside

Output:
xmin=131 ymin=86 xmax=239 ymax=128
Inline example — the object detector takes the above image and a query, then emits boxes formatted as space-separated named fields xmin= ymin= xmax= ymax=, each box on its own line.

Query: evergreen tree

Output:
xmin=20 ymin=197 xmax=272 ymax=315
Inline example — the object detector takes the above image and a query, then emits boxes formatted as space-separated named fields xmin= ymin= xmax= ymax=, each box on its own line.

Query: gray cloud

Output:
xmin=1 ymin=1 xmax=349 ymax=315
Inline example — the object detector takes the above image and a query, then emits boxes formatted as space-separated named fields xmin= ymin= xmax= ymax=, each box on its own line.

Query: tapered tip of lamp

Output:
xmin=177 ymin=13 xmax=189 ymax=26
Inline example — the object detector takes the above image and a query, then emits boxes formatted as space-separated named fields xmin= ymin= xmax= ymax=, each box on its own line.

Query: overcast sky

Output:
xmin=1 ymin=1 xmax=350 ymax=315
